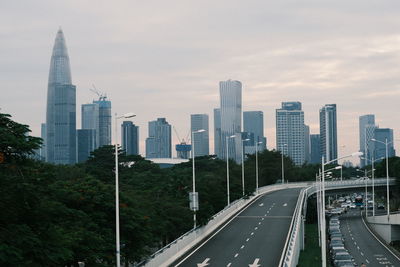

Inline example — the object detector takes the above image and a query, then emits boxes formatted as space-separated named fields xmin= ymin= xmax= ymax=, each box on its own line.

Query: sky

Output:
xmin=1 ymin=0 xmax=400 ymax=164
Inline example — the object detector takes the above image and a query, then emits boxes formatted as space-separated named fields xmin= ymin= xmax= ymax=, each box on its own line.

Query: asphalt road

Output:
xmin=339 ymin=209 xmax=400 ymax=267
xmin=173 ymin=187 xmax=302 ymax=267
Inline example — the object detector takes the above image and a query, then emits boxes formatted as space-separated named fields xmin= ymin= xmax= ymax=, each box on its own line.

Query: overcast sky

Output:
xmin=1 ymin=0 xmax=399 ymax=163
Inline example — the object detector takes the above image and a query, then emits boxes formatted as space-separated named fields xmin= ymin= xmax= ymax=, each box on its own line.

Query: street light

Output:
xmin=371 ymin=138 xmax=393 ymax=219
xmin=114 ymin=112 xmax=136 ymax=267
xmin=226 ymin=135 xmax=236 ymax=206
xmin=320 ymin=151 xmax=363 ymax=267
xmin=281 ymin=144 xmax=288 ymax=184
xmin=191 ymin=129 xmax=206 ymax=229
xmin=241 ymin=138 xmax=250 ymax=196
xmin=360 ymin=156 xmax=384 ymax=216
xmin=255 ymin=141 xmax=263 ymax=195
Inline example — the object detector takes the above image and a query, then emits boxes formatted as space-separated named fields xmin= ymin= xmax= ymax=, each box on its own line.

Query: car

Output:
xmin=350 ymin=204 xmax=356 ymax=209
xmin=378 ymin=203 xmax=385 ymax=210
xmin=329 ymin=240 xmax=344 ymax=249
xmin=333 ymin=253 xmax=355 ymax=265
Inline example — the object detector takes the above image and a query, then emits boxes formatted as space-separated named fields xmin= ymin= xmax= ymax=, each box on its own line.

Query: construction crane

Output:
xmin=173 ymin=126 xmax=192 ymax=159
xmin=90 ymin=84 xmax=107 ymax=101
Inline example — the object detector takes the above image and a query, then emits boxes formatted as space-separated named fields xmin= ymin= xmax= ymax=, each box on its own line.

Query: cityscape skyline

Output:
xmin=2 ymin=1 xmax=400 ymax=164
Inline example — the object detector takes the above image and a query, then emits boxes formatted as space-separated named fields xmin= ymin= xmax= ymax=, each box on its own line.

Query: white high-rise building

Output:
xmin=276 ymin=102 xmax=305 ymax=165
xmin=191 ymin=114 xmax=209 ymax=157
xmin=219 ymin=80 xmax=242 ymax=162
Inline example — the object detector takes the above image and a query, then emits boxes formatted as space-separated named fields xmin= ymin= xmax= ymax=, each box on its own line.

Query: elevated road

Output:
xmin=340 ymin=209 xmax=400 ymax=267
xmin=173 ymin=188 xmax=302 ymax=267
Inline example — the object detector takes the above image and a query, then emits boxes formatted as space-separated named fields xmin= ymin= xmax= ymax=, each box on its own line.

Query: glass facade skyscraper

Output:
xmin=219 ymin=80 xmax=242 ymax=162
xmin=145 ymin=118 xmax=172 ymax=158
xmin=94 ymin=98 xmax=112 ymax=147
xmin=243 ymin=111 xmax=267 ymax=153
xmin=190 ymin=114 xmax=209 ymax=157
xmin=213 ymin=108 xmax=221 ymax=157
xmin=310 ymin=134 xmax=321 ymax=164
xmin=121 ymin=121 xmax=139 ymax=155
xmin=359 ymin=114 xmax=375 ymax=167
xmin=45 ymin=29 xmax=76 ymax=164
xmin=320 ymin=104 xmax=338 ymax=163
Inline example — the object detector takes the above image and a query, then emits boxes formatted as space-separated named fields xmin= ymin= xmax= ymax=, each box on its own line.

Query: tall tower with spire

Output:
xmin=46 ymin=29 xmax=76 ymax=164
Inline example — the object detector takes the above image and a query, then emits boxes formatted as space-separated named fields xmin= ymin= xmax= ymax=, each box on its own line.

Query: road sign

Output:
xmin=189 ymin=192 xmax=199 ymax=211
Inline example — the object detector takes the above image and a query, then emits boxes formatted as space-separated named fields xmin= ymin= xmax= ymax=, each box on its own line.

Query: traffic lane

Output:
xmin=340 ymin=209 xmax=400 ymax=267
xmin=175 ymin=187 xmax=302 ymax=267
xmin=230 ymin=188 xmax=301 ymax=267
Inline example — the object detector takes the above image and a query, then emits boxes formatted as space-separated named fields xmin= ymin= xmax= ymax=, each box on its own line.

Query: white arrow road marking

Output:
xmin=197 ymin=258 xmax=210 ymax=267
xmin=249 ymin=258 xmax=261 ymax=267
xmin=283 ymin=203 xmax=287 ymax=207
xmin=259 ymin=203 xmax=264 ymax=207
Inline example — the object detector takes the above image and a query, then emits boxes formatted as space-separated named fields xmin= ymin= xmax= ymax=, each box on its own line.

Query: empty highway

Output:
xmin=340 ymin=209 xmax=400 ymax=267
xmin=173 ymin=187 xmax=302 ymax=267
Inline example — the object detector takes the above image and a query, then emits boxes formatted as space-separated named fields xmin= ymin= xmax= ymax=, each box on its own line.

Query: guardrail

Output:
xmin=279 ymin=178 xmax=396 ymax=267
xmin=136 ymin=182 xmax=307 ymax=267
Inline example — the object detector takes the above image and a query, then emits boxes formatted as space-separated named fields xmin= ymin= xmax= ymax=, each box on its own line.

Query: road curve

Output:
xmin=340 ymin=209 xmax=400 ymax=267
xmin=173 ymin=187 xmax=302 ymax=267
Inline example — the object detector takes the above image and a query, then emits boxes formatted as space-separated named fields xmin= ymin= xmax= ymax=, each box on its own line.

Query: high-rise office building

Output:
xmin=310 ymin=134 xmax=321 ymax=164
xmin=145 ymin=118 xmax=172 ymax=158
xmin=359 ymin=114 xmax=375 ymax=167
xmin=191 ymin=114 xmax=209 ymax=157
xmin=82 ymin=103 xmax=99 ymax=147
xmin=94 ymin=97 xmax=112 ymax=147
xmin=243 ymin=111 xmax=267 ymax=153
xmin=320 ymin=104 xmax=338 ymax=163
xmin=77 ymin=129 xmax=96 ymax=163
xmin=213 ymin=108 xmax=221 ymax=157
xmin=304 ymin=125 xmax=310 ymax=163
xmin=219 ymin=80 xmax=242 ymax=162
xmin=45 ymin=29 xmax=76 ymax=164
xmin=39 ymin=123 xmax=46 ymax=161
xmin=276 ymin=102 xmax=305 ymax=165
xmin=372 ymin=128 xmax=396 ymax=162
xmin=121 ymin=121 xmax=139 ymax=155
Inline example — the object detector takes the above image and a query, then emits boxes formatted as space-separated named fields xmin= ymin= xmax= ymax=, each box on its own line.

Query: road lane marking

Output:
xmin=246 ymin=238 xmax=250 ymax=242
xmin=234 ymin=253 xmax=239 ymax=258
xmin=259 ymin=203 xmax=264 ymax=207
xmin=361 ymin=252 xmax=364 ymax=256
xmin=258 ymin=222 xmax=261 ymax=225
xmin=197 ymin=258 xmax=210 ymax=267
xmin=255 ymin=227 xmax=258 ymax=230
xmin=283 ymin=203 xmax=287 ymax=206
xmin=241 ymin=245 xmax=244 ymax=249
xmin=366 ymin=259 xmax=370 ymax=264
xmin=251 ymin=232 xmax=254 ymax=235
xmin=249 ymin=258 xmax=261 ymax=267
xmin=227 ymin=263 xmax=231 ymax=267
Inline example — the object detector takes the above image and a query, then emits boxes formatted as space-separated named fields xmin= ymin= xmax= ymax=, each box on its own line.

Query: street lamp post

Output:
xmin=114 ymin=112 xmax=136 ymax=267
xmin=255 ymin=141 xmax=262 ymax=195
xmin=226 ymin=135 xmax=236 ymax=206
xmin=372 ymin=138 xmax=392 ymax=219
xmin=241 ymin=138 xmax=250 ymax=196
xmin=320 ymin=152 xmax=363 ymax=267
xmin=191 ymin=129 xmax=206 ymax=229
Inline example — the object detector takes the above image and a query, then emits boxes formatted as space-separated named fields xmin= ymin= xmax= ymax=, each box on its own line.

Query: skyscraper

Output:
xmin=213 ymin=108 xmax=221 ymax=157
xmin=372 ymin=128 xmax=396 ymax=162
xmin=310 ymin=134 xmax=321 ymax=164
xmin=191 ymin=114 xmax=209 ymax=157
xmin=320 ymin=104 xmax=338 ymax=163
xmin=77 ymin=129 xmax=96 ymax=163
xmin=45 ymin=29 xmax=76 ymax=164
xmin=94 ymin=97 xmax=112 ymax=147
xmin=243 ymin=111 xmax=267 ymax=152
xmin=121 ymin=121 xmax=139 ymax=155
xmin=82 ymin=103 xmax=99 ymax=146
xmin=219 ymin=80 xmax=242 ymax=162
xmin=359 ymin=114 xmax=375 ymax=167
xmin=304 ymin=125 xmax=310 ymax=163
xmin=39 ymin=123 xmax=46 ymax=161
xmin=145 ymin=118 xmax=172 ymax=158
xmin=276 ymin=102 xmax=305 ymax=165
